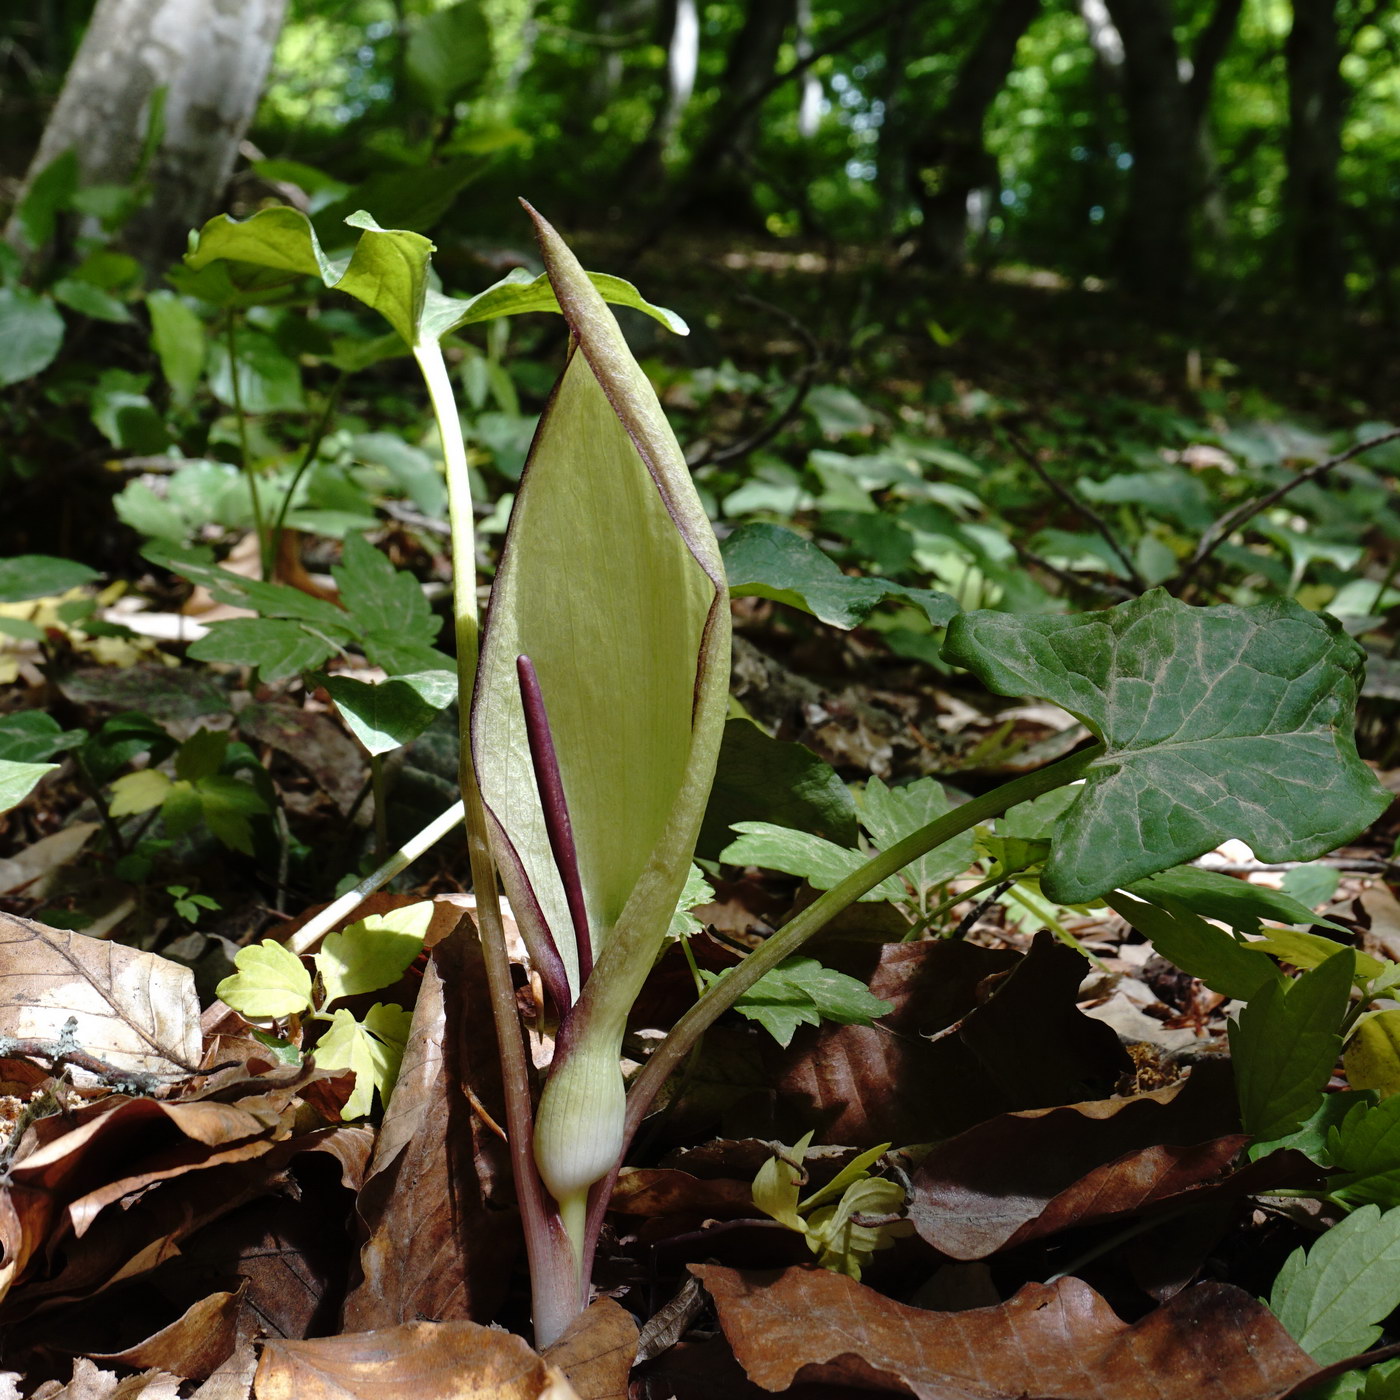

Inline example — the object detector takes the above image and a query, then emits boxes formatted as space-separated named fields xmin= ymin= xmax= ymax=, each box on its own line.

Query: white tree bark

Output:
xmin=8 ymin=0 xmax=288 ymax=273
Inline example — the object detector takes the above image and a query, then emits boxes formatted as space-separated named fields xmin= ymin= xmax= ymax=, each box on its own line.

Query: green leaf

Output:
xmin=405 ymin=0 xmax=493 ymax=109
xmin=217 ymin=940 xmax=314 ymax=1019
xmin=194 ymin=774 xmax=269 ymax=854
xmin=1250 ymin=927 xmax=1384 ymax=982
xmin=428 ymin=265 xmax=689 ymax=340
xmin=1251 ymin=1090 xmax=1371 ymax=1165
xmin=1329 ymin=1096 xmax=1400 ymax=1207
xmin=109 ymin=768 xmax=173 ymax=817
xmin=1103 ymin=892 xmax=1282 ymax=1002
xmin=0 ymin=287 xmax=64 ymax=387
xmin=1230 ymin=948 xmax=1354 ymax=1144
xmin=207 ymin=328 xmax=304 ymax=413
xmin=697 ymin=716 xmax=858 ymax=859
xmin=51 ymin=277 xmax=130 ymax=323
xmin=323 ymin=671 xmax=455 ymax=756
xmin=720 ymin=822 xmax=905 ymax=902
xmin=1126 ymin=864 xmax=1348 ymax=937
xmin=185 ymin=205 xmax=687 ymax=350
xmin=313 ymin=1002 xmax=412 ymax=1119
xmin=146 ymin=290 xmax=207 ymax=404
xmin=175 ymin=727 xmax=230 ymax=783
xmin=331 ymin=533 xmax=442 ymax=650
xmin=669 ymin=864 xmax=715 ymax=939
xmin=1345 ymin=1010 xmax=1400 ymax=1097
xmin=859 ymin=776 xmax=976 ymax=901
xmin=0 ymin=712 xmax=84 ymax=764
xmin=752 ymin=1131 xmax=811 ymax=1231
xmin=316 ymin=902 xmax=431 ymax=1005
xmin=189 ymin=617 xmax=342 ymax=682
xmin=0 ymin=759 xmax=58 ymax=815
xmin=1281 ymin=863 xmax=1343 ymax=910
xmin=0 ymin=555 xmax=98 ymax=602
xmin=721 ymin=955 xmax=892 ymax=1047
xmin=145 ymin=546 xmax=355 ymax=635
xmin=944 ymin=589 xmax=1390 ymax=905
xmin=1269 ymin=1204 xmax=1400 ymax=1363
xmin=723 ymin=523 xmax=959 ymax=630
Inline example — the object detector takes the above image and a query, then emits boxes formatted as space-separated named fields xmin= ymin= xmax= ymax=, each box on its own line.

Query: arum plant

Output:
xmin=180 ymin=202 xmax=1392 ymax=1350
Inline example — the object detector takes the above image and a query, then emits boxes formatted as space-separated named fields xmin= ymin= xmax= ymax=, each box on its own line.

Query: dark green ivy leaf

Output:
xmin=944 ymin=589 xmax=1390 ymax=904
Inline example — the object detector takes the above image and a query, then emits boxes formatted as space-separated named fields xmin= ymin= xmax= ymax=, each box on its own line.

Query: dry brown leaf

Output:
xmin=86 ymin=1286 xmax=244 ymax=1380
xmin=190 ymin=1339 xmax=259 ymax=1400
xmin=542 ymin=1298 xmax=638 ymax=1400
xmin=238 ymin=702 xmax=366 ymax=816
xmin=609 ymin=1168 xmax=753 ymax=1217
xmin=908 ymin=1063 xmax=1245 ymax=1258
xmin=30 ymin=1359 xmax=184 ymax=1399
xmin=0 ymin=913 xmax=200 ymax=1078
xmin=695 ymin=1264 xmax=1320 ymax=1399
xmin=254 ymin=1321 xmax=580 ymax=1400
xmin=0 ymin=823 xmax=100 ymax=897
xmin=341 ymin=926 xmax=516 ymax=1329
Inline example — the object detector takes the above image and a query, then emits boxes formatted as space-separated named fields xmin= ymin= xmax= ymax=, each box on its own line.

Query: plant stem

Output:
xmin=416 ymin=338 xmax=577 ymax=1348
xmin=622 ymin=745 xmax=1103 ymax=1141
xmin=224 ymin=311 xmax=269 ymax=581
xmin=269 ymin=372 xmax=346 ymax=576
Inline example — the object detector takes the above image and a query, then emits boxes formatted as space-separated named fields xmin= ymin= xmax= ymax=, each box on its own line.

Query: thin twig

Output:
xmin=686 ymin=288 xmax=823 ymax=470
xmin=1004 ymin=428 xmax=1147 ymax=591
xmin=1011 ymin=541 xmax=1136 ymax=601
xmin=1175 ymin=427 xmax=1400 ymax=590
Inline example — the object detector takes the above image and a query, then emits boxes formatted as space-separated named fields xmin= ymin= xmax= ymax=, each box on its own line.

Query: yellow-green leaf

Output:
xmin=1347 ymin=1010 xmax=1400 ymax=1098
xmin=316 ymin=902 xmax=431 ymax=1006
xmin=313 ymin=1002 xmax=413 ymax=1120
xmin=216 ymin=939 xmax=313 ymax=1019
xmin=108 ymin=768 xmax=172 ymax=817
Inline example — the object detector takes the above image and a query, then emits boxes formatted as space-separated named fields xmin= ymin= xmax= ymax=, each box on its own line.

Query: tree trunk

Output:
xmin=1285 ymin=0 xmax=1346 ymax=307
xmin=1103 ymin=0 xmax=1197 ymax=298
xmin=909 ymin=0 xmax=1042 ymax=269
xmin=7 ymin=0 xmax=287 ymax=277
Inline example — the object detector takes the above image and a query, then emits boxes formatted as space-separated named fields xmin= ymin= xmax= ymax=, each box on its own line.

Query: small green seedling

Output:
xmin=217 ymin=901 xmax=430 ymax=1118
xmin=167 ymin=885 xmax=220 ymax=925
xmin=752 ymin=1131 xmax=914 ymax=1279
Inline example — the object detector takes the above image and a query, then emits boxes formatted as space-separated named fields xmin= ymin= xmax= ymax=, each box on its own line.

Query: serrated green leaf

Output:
xmin=189 ymin=617 xmax=343 ymax=681
xmin=720 ymin=822 xmax=905 ymax=903
xmin=1231 ymin=948 xmax=1353 ymax=1144
xmin=217 ymin=939 xmax=313 ymax=1019
xmin=723 ymin=522 xmax=959 ymax=630
xmin=806 ymin=1175 xmax=911 ymax=1279
xmin=698 ymin=716 xmax=858 ymax=859
xmin=859 ymin=775 xmax=976 ymax=900
xmin=108 ymin=768 xmax=173 ymax=817
xmin=0 ymin=712 xmax=84 ymax=764
xmin=0 ymin=554 xmax=98 ymax=602
xmin=1329 ymin=1096 xmax=1400 ymax=1206
xmin=1251 ymin=927 xmax=1384 ymax=982
xmin=0 ymin=759 xmax=58 ymax=815
xmin=669 ymin=864 xmax=715 ymax=939
xmin=945 ymin=589 xmax=1390 ymax=905
xmin=1103 ymin=892 xmax=1282 ymax=1002
xmin=316 ymin=902 xmax=431 ymax=1005
xmin=175 ymin=727 xmax=229 ymax=783
xmin=195 ymin=774 xmax=269 ymax=854
xmin=1269 ymin=1204 xmax=1400 ymax=1363
xmin=1250 ymin=1090 xmax=1371 ymax=1165
xmin=332 ymin=533 xmax=442 ymax=649
xmin=702 ymin=955 xmax=892 ymax=1047
xmin=323 ymin=670 xmax=455 ymax=756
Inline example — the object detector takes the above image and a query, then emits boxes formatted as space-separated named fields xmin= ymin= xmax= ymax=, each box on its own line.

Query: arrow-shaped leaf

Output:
xmin=943 ymin=589 xmax=1389 ymax=904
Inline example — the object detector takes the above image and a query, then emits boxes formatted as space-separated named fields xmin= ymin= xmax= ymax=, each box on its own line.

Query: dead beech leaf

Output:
xmin=695 ymin=1264 xmax=1320 ymax=1400
xmin=542 ymin=1298 xmax=638 ymax=1400
xmin=30 ymin=1359 xmax=184 ymax=1399
xmin=342 ymin=926 xmax=516 ymax=1329
xmin=86 ymin=1286 xmax=244 ymax=1380
xmin=768 ymin=933 xmax=1128 ymax=1145
xmin=190 ymin=1339 xmax=258 ymax=1400
xmin=609 ymin=1168 xmax=752 ymax=1217
xmin=254 ymin=1321 xmax=580 ymax=1400
xmin=908 ymin=1062 xmax=1246 ymax=1259
xmin=0 ymin=913 xmax=200 ymax=1077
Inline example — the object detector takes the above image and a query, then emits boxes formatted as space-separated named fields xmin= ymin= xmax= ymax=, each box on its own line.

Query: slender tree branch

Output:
xmin=1005 ymin=428 xmax=1147 ymax=590
xmin=1174 ymin=427 xmax=1400 ymax=590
